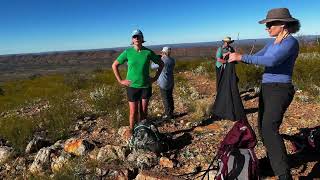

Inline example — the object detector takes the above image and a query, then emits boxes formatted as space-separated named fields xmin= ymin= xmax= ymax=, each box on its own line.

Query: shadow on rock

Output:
xmin=169 ymin=132 xmax=192 ymax=151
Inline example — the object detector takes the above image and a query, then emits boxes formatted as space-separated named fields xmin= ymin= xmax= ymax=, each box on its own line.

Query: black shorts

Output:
xmin=127 ymin=87 xmax=152 ymax=102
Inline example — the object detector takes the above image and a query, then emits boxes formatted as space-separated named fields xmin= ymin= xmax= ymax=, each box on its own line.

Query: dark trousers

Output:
xmin=258 ymin=83 xmax=295 ymax=175
xmin=160 ymin=88 xmax=174 ymax=116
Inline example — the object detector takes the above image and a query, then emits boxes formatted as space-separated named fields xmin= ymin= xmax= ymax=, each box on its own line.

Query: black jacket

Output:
xmin=213 ymin=62 xmax=246 ymax=121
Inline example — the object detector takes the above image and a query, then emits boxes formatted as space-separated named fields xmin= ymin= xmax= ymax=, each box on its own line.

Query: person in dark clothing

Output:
xmin=215 ymin=37 xmax=235 ymax=90
xmin=228 ymin=8 xmax=300 ymax=180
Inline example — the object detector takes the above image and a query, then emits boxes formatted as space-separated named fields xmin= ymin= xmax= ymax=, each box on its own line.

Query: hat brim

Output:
xmin=222 ymin=40 xmax=234 ymax=43
xmin=258 ymin=18 xmax=299 ymax=24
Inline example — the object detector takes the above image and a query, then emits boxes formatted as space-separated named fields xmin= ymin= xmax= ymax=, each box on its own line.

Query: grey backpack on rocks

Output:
xmin=131 ymin=119 xmax=170 ymax=154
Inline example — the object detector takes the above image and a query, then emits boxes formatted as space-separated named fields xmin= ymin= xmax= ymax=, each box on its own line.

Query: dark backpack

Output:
xmin=202 ymin=119 xmax=259 ymax=180
xmin=285 ymin=126 xmax=320 ymax=153
xmin=131 ymin=119 xmax=170 ymax=153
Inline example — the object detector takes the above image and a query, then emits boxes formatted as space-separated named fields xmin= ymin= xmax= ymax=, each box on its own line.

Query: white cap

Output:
xmin=161 ymin=46 xmax=171 ymax=53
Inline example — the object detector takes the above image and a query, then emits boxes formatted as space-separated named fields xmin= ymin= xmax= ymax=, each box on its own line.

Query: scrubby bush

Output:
xmin=63 ymin=72 xmax=89 ymax=90
xmin=38 ymin=96 xmax=80 ymax=141
xmin=236 ymin=63 xmax=263 ymax=90
xmin=175 ymin=59 xmax=207 ymax=72
xmin=0 ymin=116 xmax=37 ymax=153
xmin=0 ymin=75 xmax=71 ymax=112
xmin=293 ymin=58 xmax=320 ymax=100
xmin=89 ymin=85 xmax=128 ymax=128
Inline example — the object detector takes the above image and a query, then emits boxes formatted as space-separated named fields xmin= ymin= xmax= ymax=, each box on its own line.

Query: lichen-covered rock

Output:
xmin=97 ymin=145 xmax=129 ymax=162
xmin=159 ymin=157 xmax=174 ymax=168
xmin=25 ymin=136 xmax=51 ymax=154
xmin=51 ymin=151 xmax=72 ymax=173
xmin=0 ymin=146 xmax=14 ymax=164
xmin=29 ymin=147 xmax=51 ymax=174
xmin=64 ymin=138 xmax=94 ymax=156
xmin=127 ymin=150 xmax=158 ymax=170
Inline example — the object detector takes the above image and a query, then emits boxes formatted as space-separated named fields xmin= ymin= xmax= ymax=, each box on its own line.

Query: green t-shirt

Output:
xmin=116 ymin=47 xmax=161 ymax=88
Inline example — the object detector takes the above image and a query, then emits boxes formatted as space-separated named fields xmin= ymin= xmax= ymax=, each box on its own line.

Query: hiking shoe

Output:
xmin=162 ymin=114 xmax=174 ymax=121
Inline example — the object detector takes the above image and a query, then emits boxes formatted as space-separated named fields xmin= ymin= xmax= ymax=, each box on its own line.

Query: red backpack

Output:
xmin=202 ymin=119 xmax=259 ymax=180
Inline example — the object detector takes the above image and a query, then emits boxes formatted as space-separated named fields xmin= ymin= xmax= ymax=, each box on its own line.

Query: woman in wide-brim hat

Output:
xmin=228 ymin=8 xmax=300 ymax=180
xmin=215 ymin=36 xmax=235 ymax=91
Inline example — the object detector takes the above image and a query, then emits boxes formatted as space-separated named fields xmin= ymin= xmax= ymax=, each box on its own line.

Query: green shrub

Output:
xmin=38 ymin=96 xmax=80 ymax=141
xmin=63 ymin=72 xmax=89 ymax=90
xmin=0 ymin=75 xmax=71 ymax=113
xmin=236 ymin=63 xmax=263 ymax=90
xmin=89 ymin=85 xmax=128 ymax=128
xmin=0 ymin=116 xmax=37 ymax=153
xmin=175 ymin=59 xmax=208 ymax=72
xmin=293 ymin=58 xmax=320 ymax=99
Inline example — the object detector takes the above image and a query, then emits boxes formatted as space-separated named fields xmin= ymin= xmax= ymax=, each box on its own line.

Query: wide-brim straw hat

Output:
xmin=259 ymin=8 xmax=299 ymax=24
xmin=222 ymin=36 xmax=234 ymax=43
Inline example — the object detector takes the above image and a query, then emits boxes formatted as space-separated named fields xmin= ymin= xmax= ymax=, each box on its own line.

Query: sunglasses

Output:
xmin=132 ymin=35 xmax=142 ymax=39
xmin=265 ymin=21 xmax=285 ymax=29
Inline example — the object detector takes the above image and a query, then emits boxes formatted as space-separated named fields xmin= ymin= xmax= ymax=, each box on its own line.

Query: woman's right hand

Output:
xmin=120 ymin=79 xmax=131 ymax=87
xmin=228 ymin=52 xmax=243 ymax=63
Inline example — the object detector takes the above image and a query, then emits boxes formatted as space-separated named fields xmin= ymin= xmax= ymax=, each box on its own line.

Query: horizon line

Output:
xmin=1 ymin=35 xmax=319 ymax=57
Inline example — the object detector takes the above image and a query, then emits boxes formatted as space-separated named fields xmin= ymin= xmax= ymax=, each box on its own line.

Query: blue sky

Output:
xmin=0 ymin=0 xmax=319 ymax=55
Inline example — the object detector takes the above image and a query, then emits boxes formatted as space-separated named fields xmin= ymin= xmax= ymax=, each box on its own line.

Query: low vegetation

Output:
xmin=0 ymin=40 xmax=319 ymax=156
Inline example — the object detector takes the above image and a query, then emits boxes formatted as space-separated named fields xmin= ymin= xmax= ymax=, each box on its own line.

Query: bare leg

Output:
xmin=128 ymin=101 xmax=139 ymax=131
xmin=140 ymin=98 xmax=149 ymax=120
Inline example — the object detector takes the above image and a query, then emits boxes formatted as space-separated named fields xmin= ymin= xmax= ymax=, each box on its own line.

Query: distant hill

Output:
xmin=0 ymin=35 xmax=318 ymax=82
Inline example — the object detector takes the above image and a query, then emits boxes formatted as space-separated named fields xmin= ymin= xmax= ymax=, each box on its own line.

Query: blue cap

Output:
xmin=131 ymin=29 xmax=143 ymax=37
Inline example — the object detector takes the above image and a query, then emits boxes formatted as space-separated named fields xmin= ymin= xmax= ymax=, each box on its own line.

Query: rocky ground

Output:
xmin=0 ymin=71 xmax=319 ymax=179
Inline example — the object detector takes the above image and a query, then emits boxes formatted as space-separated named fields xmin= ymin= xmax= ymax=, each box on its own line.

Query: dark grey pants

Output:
xmin=258 ymin=83 xmax=295 ymax=175
xmin=160 ymin=88 xmax=174 ymax=117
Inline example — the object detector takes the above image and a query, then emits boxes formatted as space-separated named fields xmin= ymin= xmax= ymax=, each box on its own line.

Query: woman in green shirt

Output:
xmin=112 ymin=29 xmax=164 ymax=137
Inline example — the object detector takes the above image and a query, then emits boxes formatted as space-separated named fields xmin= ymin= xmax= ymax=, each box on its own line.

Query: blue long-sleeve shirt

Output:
xmin=241 ymin=35 xmax=299 ymax=83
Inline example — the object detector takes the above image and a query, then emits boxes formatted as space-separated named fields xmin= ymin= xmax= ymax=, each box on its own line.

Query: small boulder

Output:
xmin=51 ymin=151 xmax=72 ymax=173
xmin=128 ymin=150 xmax=158 ymax=170
xmin=159 ymin=157 xmax=174 ymax=168
xmin=0 ymin=146 xmax=14 ymax=164
xmin=118 ymin=126 xmax=132 ymax=141
xmin=64 ymin=138 xmax=94 ymax=156
xmin=25 ymin=136 xmax=51 ymax=154
xmin=29 ymin=147 xmax=51 ymax=174
xmin=97 ymin=145 xmax=129 ymax=162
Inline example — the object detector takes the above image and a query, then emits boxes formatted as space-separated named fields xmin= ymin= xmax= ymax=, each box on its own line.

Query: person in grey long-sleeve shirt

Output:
xmin=152 ymin=47 xmax=175 ymax=119
xmin=228 ymin=8 xmax=300 ymax=180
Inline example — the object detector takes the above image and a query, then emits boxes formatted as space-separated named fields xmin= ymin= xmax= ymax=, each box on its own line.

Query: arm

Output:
xmin=150 ymin=59 xmax=164 ymax=83
xmin=242 ymin=40 xmax=297 ymax=67
xmin=215 ymin=47 xmax=226 ymax=63
xmin=112 ymin=60 xmax=131 ymax=86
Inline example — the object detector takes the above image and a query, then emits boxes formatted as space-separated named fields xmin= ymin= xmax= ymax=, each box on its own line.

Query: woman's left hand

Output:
xmin=228 ymin=53 xmax=243 ymax=63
